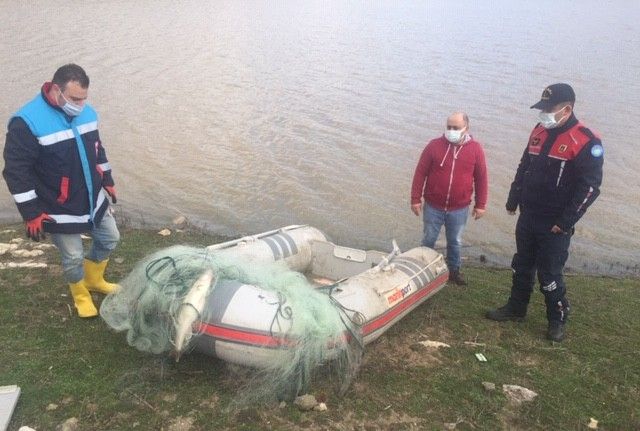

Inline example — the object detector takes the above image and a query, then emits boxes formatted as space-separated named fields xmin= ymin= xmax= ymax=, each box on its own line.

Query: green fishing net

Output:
xmin=100 ymin=245 xmax=363 ymax=401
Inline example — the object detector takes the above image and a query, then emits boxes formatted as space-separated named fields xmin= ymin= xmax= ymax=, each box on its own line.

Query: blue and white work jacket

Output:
xmin=2 ymin=87 xmax=114 ymax=234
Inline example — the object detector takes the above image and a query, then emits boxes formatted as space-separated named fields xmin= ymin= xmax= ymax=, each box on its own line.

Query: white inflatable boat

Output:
xmin=182 ymin=225 xmax=449 ymax=368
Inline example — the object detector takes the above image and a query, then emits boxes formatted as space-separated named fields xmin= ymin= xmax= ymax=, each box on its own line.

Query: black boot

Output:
xmin=547 ymin=321 xmax=566 ymax=342
xmin=545 ymin=298 xmax=570 ymax=342
xmin=485 ymin=303 xmax=526 ymax=322
xmin=449 ymin=270 xmax=467 ymax=286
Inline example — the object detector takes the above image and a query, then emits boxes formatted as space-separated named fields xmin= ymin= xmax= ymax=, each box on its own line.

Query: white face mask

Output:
xmin=539 ymin=107 xmax=568 ymax=129
xmin=58 ymin=89 xmax=84 ymax=117
xmin=445 ymin=129 xmax=464 ymax=144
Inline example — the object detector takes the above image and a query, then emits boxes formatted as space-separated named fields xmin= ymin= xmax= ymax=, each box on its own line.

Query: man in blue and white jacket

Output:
xmin=3 ymin=64 xmax=120 ymax=318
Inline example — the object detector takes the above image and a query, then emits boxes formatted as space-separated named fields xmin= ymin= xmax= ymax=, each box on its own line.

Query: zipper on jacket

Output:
xmin=556 ymin=161 xmax=566 ymax=187
xmin=443 ymin=144 xmax=464 ymax=210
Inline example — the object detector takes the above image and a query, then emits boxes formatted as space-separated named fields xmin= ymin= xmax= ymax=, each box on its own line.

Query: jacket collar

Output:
xmin=41 ymin=82 xmax=73 ymax=120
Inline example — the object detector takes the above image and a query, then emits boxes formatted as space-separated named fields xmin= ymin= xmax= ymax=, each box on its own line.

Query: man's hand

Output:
xmin=411 ymin=203 xmax=422 ymax=216
xmin=25 ymin=213 xmax=54 ymax=242
xmin=507 ymin=210 xmax=516 ymax=215
xmin=104 ymin=186 xmax=117 ymax=204
xmin=551 ymin=225 xmax=565 ymax=234
xmin=472 ymin=208 xmax=485 ymax=220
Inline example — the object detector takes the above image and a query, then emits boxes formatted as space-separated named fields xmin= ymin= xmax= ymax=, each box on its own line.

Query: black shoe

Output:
xmin=449 ymin=270 xmax=467 ymax=286
xmin=547 ymin=321 xmax=566 ymax=342
xmin=485 ymin=304 xmax=526 ymax=322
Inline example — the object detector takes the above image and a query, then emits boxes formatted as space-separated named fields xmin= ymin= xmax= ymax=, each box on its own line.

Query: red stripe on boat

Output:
xmin=198 ymin=323 xmax=295 ymax=348
xmin=197 ymin=271 xmax=448 ymax=347
xmin=362 ymin=272 xmax=449 ymax=336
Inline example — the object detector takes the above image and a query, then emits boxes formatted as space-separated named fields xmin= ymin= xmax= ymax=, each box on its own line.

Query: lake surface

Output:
xmin=1 ymin=0 xmax=639 ymax=275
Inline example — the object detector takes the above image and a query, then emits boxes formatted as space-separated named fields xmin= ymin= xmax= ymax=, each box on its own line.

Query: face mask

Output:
xmin=539 ymin=107 xmax=567 ymax=129
xmin=445 ymin=129 xmax=463 ymax=144
xmin=58 ymin=90 xmax=84 ymax=116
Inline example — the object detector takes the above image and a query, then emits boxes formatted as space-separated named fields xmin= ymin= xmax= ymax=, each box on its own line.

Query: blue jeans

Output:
xmin=421 ymin=203 xmax=469 ymax=272
xmin=51 ymin=209 xmax=120 ymax=283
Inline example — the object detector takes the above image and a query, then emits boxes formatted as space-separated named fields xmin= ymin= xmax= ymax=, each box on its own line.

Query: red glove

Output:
xmin=104 ymin=186 xmax=117 ymax=204
xmin=25 ymin=213 xmax=55 ymax=242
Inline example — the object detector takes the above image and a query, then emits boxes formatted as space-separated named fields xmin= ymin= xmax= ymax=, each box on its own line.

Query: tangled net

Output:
xmin=100 ymin=245 xmax=364 ymax=401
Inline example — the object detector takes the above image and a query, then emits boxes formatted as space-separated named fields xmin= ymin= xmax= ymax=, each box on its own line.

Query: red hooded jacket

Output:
xmin=411 ymin=135 xmax=488 ymax=211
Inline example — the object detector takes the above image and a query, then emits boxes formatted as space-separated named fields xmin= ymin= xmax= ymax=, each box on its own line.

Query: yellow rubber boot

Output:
xmin=69 ymin=280 xmax=98 ymax=318
xmin=83 ymin=259 xmax=119 ymax=294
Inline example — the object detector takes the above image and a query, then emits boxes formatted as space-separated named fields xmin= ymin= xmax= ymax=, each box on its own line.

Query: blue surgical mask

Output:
xmin=58 ymin=90 xmax=84 ymax=117
xmin=539 ymin=107 xmax=568 ymax=129
xmin=445 ymin=129 xmax=463 ymax=144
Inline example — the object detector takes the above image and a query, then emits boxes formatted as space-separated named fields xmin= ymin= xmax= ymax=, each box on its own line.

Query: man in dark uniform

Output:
xmin=486 ymin=83 xmax=604 ymax=342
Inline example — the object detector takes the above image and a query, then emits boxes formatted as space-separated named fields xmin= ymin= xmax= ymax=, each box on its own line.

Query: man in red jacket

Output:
xmin=411 ymin=112 xmax=489 ymax=285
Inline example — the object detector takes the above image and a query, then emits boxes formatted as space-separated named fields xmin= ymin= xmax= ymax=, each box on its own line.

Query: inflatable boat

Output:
xmin=178 ymin=225 xmax=449 ymax=368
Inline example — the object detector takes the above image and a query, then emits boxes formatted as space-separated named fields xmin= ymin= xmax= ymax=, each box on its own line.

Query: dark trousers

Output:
xmin=508 ymin=212 xmax=571 ymax=323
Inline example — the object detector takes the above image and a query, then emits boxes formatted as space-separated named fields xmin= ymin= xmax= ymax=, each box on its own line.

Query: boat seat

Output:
xmin=309 ymin=240 xmax=386 ymax=281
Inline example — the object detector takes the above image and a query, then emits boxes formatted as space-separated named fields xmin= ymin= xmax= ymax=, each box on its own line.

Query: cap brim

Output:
xmin=530 ymin=100 xmax=552 ymax=110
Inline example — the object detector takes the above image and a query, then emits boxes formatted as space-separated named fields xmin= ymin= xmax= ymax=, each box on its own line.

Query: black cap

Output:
xmin=530 ymin=83 xmax=575 ymax=110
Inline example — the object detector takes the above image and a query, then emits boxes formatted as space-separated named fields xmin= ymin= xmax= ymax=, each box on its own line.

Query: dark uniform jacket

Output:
xmin=506 ymin=114 xmax=603 ymax=231
xmin=3 ymin=84 xmax=114 ymax=234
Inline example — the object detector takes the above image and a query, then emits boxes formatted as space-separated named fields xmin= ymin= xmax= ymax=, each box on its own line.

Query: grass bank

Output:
xmin=1 ymin=223 xmax=638 ymax=430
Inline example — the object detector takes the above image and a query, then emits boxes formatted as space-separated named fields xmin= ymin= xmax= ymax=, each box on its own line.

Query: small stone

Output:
xmin=313 ymin=402 xmax=327 ymax=412
xmin=0 ymin=243 xmax=18 ymax=255
xmin=114 ymin=257 xmax=125 ymax=264
xmin=293 ymin=394 xmax=318 ymax=411
xmin=172 ymin=215 xmax=187 ymax=228
xmin=158 ymin=228 xmax=172 ymax=236
xmin=32 ymin=243 xmax=55 ymax=250
xmin=46 ymin=403 xmax=59 ymax=411
xmin=10 ymin=249 xmax=44 ymax=257
xmin=56 ymin=417 xmax=79 ymax=431
xmin=420 ymin=340 xmax=450 ymax=348
xmin=502 ymin=384 xmax=538 ymax=404
xmin=10 ymin=238 xmax=24 ymax=244
xmin=0 ymin=261 xmax=48 ymax=269
xmin=587 ymin=418 xmax=598 ymax=429
xmin=279 ymin=401 xmax=287 ymax=409
xmin=443 ymin=423 xmax=457 ymax=430
xmin=18 ymin=427 xmax=36 ymax=431
xmin=482 ymin=382 xmax=496 ymax=392
xmin=411 ymin=340 xmax=450 ymax=351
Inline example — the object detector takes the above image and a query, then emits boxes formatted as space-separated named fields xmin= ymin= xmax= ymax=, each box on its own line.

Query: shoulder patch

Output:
xmin=591 ymin=144 xmax=604 ymax=158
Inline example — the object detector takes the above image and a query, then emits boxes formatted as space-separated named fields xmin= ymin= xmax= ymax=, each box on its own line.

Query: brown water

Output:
xmin=1 ymin=1 xmax=639 ymax=275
